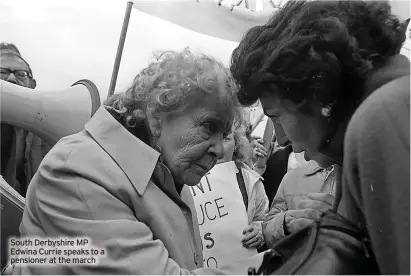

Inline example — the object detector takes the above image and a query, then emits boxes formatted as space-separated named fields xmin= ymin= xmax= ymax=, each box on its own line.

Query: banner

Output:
xmin=132 ymin=0 xmax=276 ymax=42
xmin=189 ymin=161 xmax=258 ymax=269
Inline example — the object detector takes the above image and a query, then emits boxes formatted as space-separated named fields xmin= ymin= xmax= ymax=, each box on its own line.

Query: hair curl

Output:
xmin=230 ymin=0 xmax=406 ymax=113
xmin=231 ymin=111 xmax=253 ymax=167
xmin=105 ymin=48 xmax=242 ymax=141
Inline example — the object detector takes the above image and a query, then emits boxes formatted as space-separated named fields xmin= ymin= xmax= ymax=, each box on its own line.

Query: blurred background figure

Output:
xmin=0 ymin=42 xmax=51 ymax=197
xmin=262 ymin=155 xmax=335 ymax=248
xmin=217 ymin=118 xmax=269 ymax=250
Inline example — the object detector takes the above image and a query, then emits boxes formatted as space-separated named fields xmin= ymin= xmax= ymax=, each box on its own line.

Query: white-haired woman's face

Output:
xmin=155 ymin=95 xmax=233 ymax=187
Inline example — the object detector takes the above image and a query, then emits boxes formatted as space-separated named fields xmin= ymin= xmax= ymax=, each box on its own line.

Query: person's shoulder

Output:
xmin=349 ymin=74 xmax=410 ymax=139
xmin=345 ymin=74 xmax=410 ymax=163
xmin=281 ymin=160 xmax=318 ymax=183
xmin=37 ymin=130 xmax=136 ymax=197
xmin=47 ymin=130 xmax=98 ymax=160
xmin=240 ymin=162 xmax=263 ymax=183
xmin=40 ymin=129 xmax=117 ymax=176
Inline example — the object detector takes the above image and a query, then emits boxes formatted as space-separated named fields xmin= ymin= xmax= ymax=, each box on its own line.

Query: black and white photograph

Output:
xmin=0 ymin=0 xmax=410 ymax=274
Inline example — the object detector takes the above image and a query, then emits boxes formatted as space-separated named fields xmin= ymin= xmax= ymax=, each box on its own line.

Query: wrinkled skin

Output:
xmin=152 ymin=95 xmax=233 ymax=189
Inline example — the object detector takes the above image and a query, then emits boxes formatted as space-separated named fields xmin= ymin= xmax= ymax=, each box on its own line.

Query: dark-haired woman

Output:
xmin=230 ymin=0 xmax=410 ymax=274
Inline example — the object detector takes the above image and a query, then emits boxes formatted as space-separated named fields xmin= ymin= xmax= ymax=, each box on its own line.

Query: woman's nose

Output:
xmin=6 ymin=73 xmax=18 ymax=84
xmin=208 ymin=136 xmax=225 ymax=160
xmin=273 ymin=121 xmax=290 ymax=147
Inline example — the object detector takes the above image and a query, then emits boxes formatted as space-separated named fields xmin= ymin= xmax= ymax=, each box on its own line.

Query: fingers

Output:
xmin=244 ymin=238 xmax=261 ymax=248
xmin=297 ymin=199 xmax=332 ymax=212
xmin=308 ymin=193 xmax=335 ymax=206
xmin=256 ymin=138 xmax=264 ymax=144
xmin=242 ymin=228 xmax=258 ymax=241
xmin=242 ymin=224 xmax=259 ymax=242
xmin=242 ymin=225 xmax=254 ymax=235
xmin=242 ymin=229 xmax=261 ymax=247
xmin=251 ymin=137 xmax=265 ymax=146
xmin=253 ymin=147 xmax=268 ymax=158
xmin=255 ymin=143 xmax=268 ymax=152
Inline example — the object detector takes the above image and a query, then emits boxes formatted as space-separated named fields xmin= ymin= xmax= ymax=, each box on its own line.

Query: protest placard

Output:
xmin=190 ymin=161 xmax=258 ymax=269
xmin=251 ymin=116 xmax=268 ymax=140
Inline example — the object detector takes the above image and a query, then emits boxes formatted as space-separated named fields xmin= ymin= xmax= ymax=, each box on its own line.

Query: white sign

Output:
xmin=190 ymin=161 xmax=258 ymax=269
xmin=251 ymin=116 xmax=268 ymax=139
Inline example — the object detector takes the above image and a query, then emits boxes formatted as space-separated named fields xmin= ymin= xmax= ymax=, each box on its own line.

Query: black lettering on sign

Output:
xmin=204 ymin=173 xmax=212 ymax=192
xmin=190 ymin=183 xmax=204 ymax=197
xmin=191 ymin=172 xmax=212 ymax=196
xmin=204 ymin=202 xmax=217 ymax=221
xmin=198 ymin=203 xmax=205 ymax=226
xmin=215 ymin=197 xmax=228 ymax=218
xmin=206 ymin=256 xmax=218 ymax=268
xmin=198 ymin=201 xmax=218 ymax=225
xmin=204 ymin=233 xmax=215 ymax=249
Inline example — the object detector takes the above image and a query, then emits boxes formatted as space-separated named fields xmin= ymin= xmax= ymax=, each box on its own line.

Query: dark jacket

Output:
xmin=0 ymin=123 xmax=50 ymax=197
xmin=338 ymin=54 xmax=410 ymax=274
xmin=262 ymin=145 xmax=293 ymax=205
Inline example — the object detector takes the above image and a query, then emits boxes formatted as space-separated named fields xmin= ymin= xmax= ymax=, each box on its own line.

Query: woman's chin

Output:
xmin=184 ymin=171 xmax=207 ymax=187
xmin=216 ymin=159 xmax=227 ymax=165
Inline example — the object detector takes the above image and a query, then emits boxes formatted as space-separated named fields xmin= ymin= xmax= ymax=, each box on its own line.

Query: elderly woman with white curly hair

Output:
xmin=15 ymin=49 xmax=242 ymax=274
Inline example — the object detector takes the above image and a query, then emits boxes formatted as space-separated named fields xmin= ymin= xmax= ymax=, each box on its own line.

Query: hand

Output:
xmin=284 ymin=208 xmax=323 ymax=234
xmin=297 ymin=193 xmax=335 ymax=212
xmin=241 ymin=224 xmax=263 ymax=248
xmin=252 ymin=138 xmax=268 ymax=158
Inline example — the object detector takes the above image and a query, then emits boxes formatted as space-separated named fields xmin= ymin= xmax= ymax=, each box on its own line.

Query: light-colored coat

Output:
xmin=238 ymin=164 xmax=269 ymax=227
xmin=262 ymin=160 xmax=336 ymax=248
xmin=15 ymin=106 xmax=222 ymax=275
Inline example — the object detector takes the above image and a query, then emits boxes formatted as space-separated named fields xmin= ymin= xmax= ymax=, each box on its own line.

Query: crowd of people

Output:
xmin=1 ymin=0 xmax=409 ymax=274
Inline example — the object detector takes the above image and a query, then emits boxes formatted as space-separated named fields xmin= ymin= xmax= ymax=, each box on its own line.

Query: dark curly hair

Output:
xmin=230 ymin=0 xmax=406 ymax=114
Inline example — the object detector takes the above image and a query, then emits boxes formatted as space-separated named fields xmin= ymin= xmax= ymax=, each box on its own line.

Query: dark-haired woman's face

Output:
xmin=259 ymin=91 xmax=329 ymax=164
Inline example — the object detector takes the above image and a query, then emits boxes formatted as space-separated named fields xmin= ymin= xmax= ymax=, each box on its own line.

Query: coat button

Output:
xmin=194 ymin=252 xmax=200 ymax=265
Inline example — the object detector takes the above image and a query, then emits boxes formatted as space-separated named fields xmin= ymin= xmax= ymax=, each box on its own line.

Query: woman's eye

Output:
xmin=202 ymin=122 xmax=216 ymax=133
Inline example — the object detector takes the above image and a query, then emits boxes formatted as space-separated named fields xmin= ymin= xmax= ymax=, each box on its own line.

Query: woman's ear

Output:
xmin=30 ymin=78 xmax=37 ymax=89
xmin=145 ymin=107 xmax=162 ymax=141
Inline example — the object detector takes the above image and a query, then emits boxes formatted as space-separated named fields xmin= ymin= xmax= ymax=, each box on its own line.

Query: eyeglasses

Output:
xmin=0 ymin=68 xmax=32 ymax=80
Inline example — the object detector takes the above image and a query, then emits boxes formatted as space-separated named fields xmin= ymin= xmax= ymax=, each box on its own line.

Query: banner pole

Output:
xmin=107 ymin=1 xmax=134 ymax=99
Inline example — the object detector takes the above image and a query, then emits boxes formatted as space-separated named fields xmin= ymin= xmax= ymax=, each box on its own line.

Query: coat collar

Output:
xmin=304 ymin=160 xmax=325 ymax=176
xmin=84 ymin=106 xmax=160 ymax=195
xmin=237 ymin=162 xmax=263 ymax=188
xmin=151 ymin=161 xmax=184 ymax=203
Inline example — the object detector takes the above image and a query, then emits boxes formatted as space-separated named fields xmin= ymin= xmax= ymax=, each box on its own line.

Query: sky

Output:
xmin=0 ymin=0 xmax=239 ymax=101
xmin=1 ymin=0 xmax=409 ymax=101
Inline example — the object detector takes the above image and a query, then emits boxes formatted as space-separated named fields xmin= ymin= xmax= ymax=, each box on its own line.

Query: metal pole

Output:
xmin=107 ymin=1 xmax=134 ymax=99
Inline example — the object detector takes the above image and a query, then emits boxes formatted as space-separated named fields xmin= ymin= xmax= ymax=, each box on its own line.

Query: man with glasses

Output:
xmin=1 ymin=42 xmax=50 ymax=197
